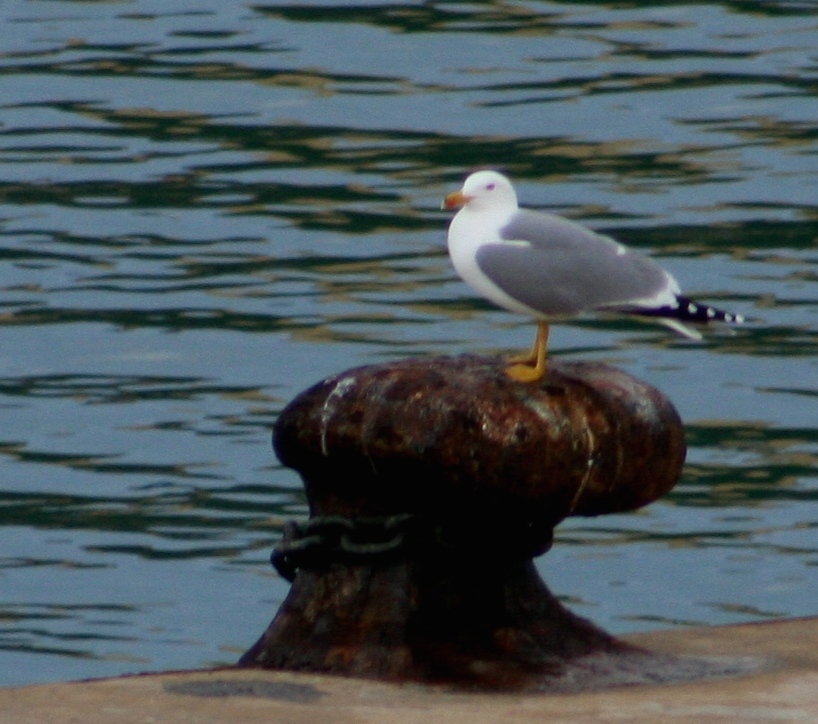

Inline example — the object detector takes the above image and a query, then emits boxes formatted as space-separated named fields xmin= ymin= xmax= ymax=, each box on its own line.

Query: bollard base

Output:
xmin=239 ymin=555 xmax=745 ymax=692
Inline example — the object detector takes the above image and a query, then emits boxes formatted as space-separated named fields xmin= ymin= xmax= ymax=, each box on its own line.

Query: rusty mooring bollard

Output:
xmin=239 ymin=355 xmax=728 ymax=692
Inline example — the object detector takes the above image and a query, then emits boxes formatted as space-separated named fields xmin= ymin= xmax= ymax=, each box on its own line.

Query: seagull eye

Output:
xmin=486 ymin=183 xmax=496 ymax=191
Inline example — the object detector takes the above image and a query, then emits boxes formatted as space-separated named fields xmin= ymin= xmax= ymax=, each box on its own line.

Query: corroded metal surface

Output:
xmin=273 ymin=355 xmax=685 ymax=522
xmin=242 ymin=356 xmax=692 ymax=690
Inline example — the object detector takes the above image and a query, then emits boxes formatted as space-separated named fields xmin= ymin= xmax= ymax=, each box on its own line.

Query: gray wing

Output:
xmin=475 ymin=209 xmax=675 ymax=316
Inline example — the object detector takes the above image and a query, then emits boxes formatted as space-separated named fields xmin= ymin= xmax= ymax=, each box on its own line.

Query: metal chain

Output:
xmin=271 ymin=513 xmax=418 ymax=582
xmin=270 ymin=512 xmax=555 ymax=582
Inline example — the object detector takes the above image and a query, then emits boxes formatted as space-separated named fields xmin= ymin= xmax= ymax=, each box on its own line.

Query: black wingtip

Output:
xmin=634 ymin=296 xmax=744 ymax=325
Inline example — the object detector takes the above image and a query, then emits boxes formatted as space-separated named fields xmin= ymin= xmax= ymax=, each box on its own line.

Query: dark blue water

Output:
xmin=0 ymin=0 xmax=816 ymax=687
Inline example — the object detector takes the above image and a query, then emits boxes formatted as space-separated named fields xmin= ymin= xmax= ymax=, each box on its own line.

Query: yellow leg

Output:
xmin=505 ymin=323 xmax=550 ymax=383
xmin=507 ymin=330 xmax=540 ymax=365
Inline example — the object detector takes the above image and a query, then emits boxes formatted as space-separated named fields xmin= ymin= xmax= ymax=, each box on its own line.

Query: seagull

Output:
xmin=443 ymin=170 xmax=743 ymax=383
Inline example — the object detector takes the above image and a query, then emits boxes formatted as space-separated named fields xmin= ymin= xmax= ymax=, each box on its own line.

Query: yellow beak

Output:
xmin=442 ymin=190 xmax=471 ymax=210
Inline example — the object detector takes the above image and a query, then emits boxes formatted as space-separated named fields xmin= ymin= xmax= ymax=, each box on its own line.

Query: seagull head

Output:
xmin=443 ymin=170 xmax=519 ymax=212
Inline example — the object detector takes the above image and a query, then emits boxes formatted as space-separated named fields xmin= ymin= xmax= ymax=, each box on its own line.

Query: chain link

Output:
xmin=271 ymin=513 xmax=417 ymax=582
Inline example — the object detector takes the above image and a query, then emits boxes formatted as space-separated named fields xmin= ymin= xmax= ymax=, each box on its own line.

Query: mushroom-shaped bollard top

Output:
xmin=242 ymin=355 xmax=694 ymax=691
xmin=274 ymin=355 xmax=684 ymax=525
